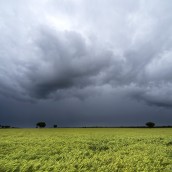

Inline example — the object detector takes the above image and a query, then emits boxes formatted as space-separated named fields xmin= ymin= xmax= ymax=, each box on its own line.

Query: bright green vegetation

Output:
xmin=0 ymin=128 xmax=172 ymax=172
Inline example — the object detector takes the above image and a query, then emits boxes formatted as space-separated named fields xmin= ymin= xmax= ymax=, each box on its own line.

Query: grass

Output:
xmin=0 ymin=128 xmax=172 ymax=172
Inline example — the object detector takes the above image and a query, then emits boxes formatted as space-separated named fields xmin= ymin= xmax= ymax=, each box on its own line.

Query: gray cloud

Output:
xmin=28 ymin=27 xmax=113 ymax=99
xmin=0 ymin=0 xmax=172 ymax=112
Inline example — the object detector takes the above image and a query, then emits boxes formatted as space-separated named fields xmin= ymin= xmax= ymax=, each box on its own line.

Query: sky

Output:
xmin=0 ymin=0 xmax=172 ymax=127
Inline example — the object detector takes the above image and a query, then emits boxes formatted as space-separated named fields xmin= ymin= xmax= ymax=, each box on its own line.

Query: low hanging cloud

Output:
xmin=0 ymin=0 xmax=172 ymax=108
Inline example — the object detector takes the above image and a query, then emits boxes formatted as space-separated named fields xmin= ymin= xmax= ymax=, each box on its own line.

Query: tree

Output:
xmin=145 ymin=122 xmax=155 ymax=128
xmin=53 ymin=125 xmax=57 ymax=128
xmin=36 ymin=122 xmax=46 ymax=128
xmin=1 ymin=126 xmax=10 ymax=128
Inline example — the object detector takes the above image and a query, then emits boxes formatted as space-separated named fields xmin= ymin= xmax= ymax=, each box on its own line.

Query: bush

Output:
xmin=145 ymin=122 xmax=155 ymax=128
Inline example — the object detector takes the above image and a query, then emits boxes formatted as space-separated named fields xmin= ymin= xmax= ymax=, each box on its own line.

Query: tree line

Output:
xmin=35 ymin=122 xmax=156 ymax=128
xmin=1 ymin=122 xmax=172 ymax=128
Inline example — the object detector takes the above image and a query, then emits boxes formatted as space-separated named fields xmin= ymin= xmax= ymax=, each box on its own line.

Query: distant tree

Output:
xmin=36 ymin=122 xmax=46 ymax=128
xmin=1 ymin=125 xmax=10 ymax=128
xmin=53 ymin=125 xmax=57 ymax=128
xmin=145 ymin=122 xmax=155 ymax=128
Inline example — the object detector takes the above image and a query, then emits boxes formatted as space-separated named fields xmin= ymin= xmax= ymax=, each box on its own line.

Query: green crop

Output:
xmin=0 ymin=128 xmax=172 ymax=172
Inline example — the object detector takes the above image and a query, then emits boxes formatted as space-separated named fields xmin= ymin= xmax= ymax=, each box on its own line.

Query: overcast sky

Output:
xmin=0 ymin=0 xmax=172 ymax=127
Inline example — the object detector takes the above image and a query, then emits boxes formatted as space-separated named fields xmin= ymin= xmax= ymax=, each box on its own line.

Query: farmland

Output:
xmin=0 ymin=128 xmax=172 ymax=172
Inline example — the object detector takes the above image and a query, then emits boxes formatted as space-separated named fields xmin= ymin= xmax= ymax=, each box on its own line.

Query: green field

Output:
xmin=0 ymin=128 xmax=172 ymax=172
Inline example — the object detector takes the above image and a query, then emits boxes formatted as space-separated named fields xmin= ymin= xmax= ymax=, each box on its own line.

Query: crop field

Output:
xmin=0 ymin=128 xmax=172 ymax=172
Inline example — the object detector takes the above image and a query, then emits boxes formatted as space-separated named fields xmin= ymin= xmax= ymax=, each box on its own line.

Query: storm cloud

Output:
xmin=0 ymin=0 xmax=172 ymax=127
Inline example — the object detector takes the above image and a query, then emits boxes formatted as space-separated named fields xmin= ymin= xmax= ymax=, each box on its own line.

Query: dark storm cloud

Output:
xmin=0 ymin=0 xmax=172 ymax=111
xmin=27 ymin=27 xmax=113 ymax=99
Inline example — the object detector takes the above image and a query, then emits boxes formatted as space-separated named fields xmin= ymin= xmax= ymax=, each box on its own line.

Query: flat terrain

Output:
xmin=0 ymin=128 xmax=172 ymax=172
